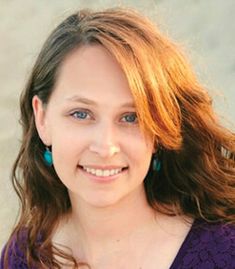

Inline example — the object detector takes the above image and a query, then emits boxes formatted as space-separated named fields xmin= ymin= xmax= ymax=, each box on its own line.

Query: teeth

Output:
xmin=82 ymin=166 xmax=123 ymax=177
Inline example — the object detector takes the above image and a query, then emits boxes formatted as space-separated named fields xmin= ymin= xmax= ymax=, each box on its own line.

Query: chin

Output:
xmin=82 ymin=193 xmax=125 ymax=209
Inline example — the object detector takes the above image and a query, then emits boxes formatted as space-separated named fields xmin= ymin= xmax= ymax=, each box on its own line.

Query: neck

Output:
xmin=65 ymin=185 xmax=157 ymax=260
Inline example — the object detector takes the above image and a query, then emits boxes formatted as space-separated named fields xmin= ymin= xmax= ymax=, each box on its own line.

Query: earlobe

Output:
xmin=32 ymin=95 xmax=50 ymax=145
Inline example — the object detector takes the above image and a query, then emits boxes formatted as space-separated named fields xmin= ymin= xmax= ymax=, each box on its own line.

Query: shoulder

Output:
xmin=0 ymin=229 xmax=29 ymax=269
xmin=174 ymin=219 xmax=235 ymax=269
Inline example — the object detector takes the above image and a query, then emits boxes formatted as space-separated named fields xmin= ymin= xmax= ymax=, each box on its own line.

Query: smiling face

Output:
xmin=33 ymin=45 xmax=155 ymax=208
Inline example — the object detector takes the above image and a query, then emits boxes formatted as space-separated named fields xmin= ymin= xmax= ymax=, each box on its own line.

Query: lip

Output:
xmin=79 ymin=164 xmax=127 ymax=170
xmin=78 ymin=165 xmax=128 ymax=183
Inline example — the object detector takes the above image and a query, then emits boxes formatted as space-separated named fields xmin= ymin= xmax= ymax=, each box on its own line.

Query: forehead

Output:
xmin=52 ymin=45 xmax=134 ymax=105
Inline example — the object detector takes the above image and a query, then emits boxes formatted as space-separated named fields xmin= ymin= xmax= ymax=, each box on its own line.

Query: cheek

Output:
xmin=51 ymin=138 xmax=82 ymax=190
xmin=125 ymin=134 xmax=154 ymax=169
xmin=49 ymin=118 xmax=90 ymax=152
xmin=50 ymin=130 xmax=86 ymax=171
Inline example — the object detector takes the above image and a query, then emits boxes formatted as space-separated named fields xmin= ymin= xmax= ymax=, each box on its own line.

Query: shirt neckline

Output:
xmin=169 ymin=218 xmax=200 ymax=269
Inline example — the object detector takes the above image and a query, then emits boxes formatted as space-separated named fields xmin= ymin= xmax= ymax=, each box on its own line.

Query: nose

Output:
xmin=89 ymin=122 xmax=120 ymax=158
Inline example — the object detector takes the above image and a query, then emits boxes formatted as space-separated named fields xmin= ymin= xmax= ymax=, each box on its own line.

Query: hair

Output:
xmin=3 ymin=7 xmax=235 ymax=268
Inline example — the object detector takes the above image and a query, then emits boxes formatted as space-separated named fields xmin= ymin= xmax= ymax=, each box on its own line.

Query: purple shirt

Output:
xmin=1 ymin=219 xmax=235 ymax=268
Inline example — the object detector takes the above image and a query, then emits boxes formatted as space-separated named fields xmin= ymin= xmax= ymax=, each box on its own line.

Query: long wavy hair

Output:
xmin=3 ymin=7 xmax=235 ymax=268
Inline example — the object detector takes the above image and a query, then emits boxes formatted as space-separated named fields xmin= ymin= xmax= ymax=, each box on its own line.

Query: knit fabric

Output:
xmin=1 ymin=219 xmax=235 ymax=268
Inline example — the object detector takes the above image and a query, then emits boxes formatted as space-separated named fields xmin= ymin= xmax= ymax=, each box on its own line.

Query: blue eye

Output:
xmin=122 ymin=113 xmax=138 ymax=123
xmin=71 ymin=110 xmax=89 ymax=119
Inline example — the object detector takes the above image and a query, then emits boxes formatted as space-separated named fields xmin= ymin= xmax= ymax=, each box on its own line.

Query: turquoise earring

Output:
xmin=44 ymin=147 xmax=53 ymax=166
xmin=152 ymin=146 xmax=162 ymax=172
xmin=153 ymin=155 xmax=161 ymax=172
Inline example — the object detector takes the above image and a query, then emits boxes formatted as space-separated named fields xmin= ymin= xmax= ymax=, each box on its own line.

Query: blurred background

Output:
xmin=0 ymin=0 xmax=234 ymax=249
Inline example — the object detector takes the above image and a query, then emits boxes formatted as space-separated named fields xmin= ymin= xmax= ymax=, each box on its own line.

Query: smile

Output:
xmin=82 ymin=166 xmax=124 ymax=177
xmin=79 ymin=165 xmax=128 ymax=178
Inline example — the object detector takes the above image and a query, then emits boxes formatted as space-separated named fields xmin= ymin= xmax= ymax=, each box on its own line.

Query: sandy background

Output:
xmin=0 ymin=0 xmax=234 ymax=249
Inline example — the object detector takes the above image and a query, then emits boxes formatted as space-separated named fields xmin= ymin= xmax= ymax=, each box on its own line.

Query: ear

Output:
xmin=32 ymin=95 xmax=51 ymax=146
xmin=152 ymin=138 xmax=158 ymax=154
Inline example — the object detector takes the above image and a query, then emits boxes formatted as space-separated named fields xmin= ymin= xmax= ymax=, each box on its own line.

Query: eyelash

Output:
xmin=69 ymin=110 xmax=138 ymax=124
xmin=121 ymin=113 xmax=138 ymax=124
xmin=70 ymin=110 xmax=92 ymax=120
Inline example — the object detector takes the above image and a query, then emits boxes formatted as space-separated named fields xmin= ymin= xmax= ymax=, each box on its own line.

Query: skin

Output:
xmin=33 ymin=45 xmax=192 ymax=268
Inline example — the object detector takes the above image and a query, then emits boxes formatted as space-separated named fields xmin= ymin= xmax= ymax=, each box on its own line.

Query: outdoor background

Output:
xmin=0 ymin=0 xmax=234 ymax=249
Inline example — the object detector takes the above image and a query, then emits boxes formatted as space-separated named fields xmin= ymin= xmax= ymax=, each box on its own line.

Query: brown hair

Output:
xmin=3 ymin=7 xmax=235 ymax=268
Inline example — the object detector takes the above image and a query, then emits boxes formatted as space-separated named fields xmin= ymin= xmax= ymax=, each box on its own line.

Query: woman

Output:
xmin=1 ymin=7 xmax=235 ymax=269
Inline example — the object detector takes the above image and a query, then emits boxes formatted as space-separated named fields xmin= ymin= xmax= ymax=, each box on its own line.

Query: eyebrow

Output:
xmin=65 ymin=95 xmax=136 ymax=108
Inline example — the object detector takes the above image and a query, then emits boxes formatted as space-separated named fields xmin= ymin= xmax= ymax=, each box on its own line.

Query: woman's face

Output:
xmin=33 ymin=45 xmax=154 ymax=208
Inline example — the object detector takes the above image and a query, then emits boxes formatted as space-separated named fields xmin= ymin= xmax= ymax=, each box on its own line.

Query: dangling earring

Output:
xmin=43 ymin=146 xmax=53 ymax=166
xmin=152 ymin=154 xmax=161 ymax=172
xmin=152 ymin=145 xmax=162 ymax=172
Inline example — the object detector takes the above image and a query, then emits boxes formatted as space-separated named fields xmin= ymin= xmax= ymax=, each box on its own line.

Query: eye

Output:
xmin=70 ymin=110 xmax=91 ymax=120
xmin=121 ymin=113 xmax=138 ymax=124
